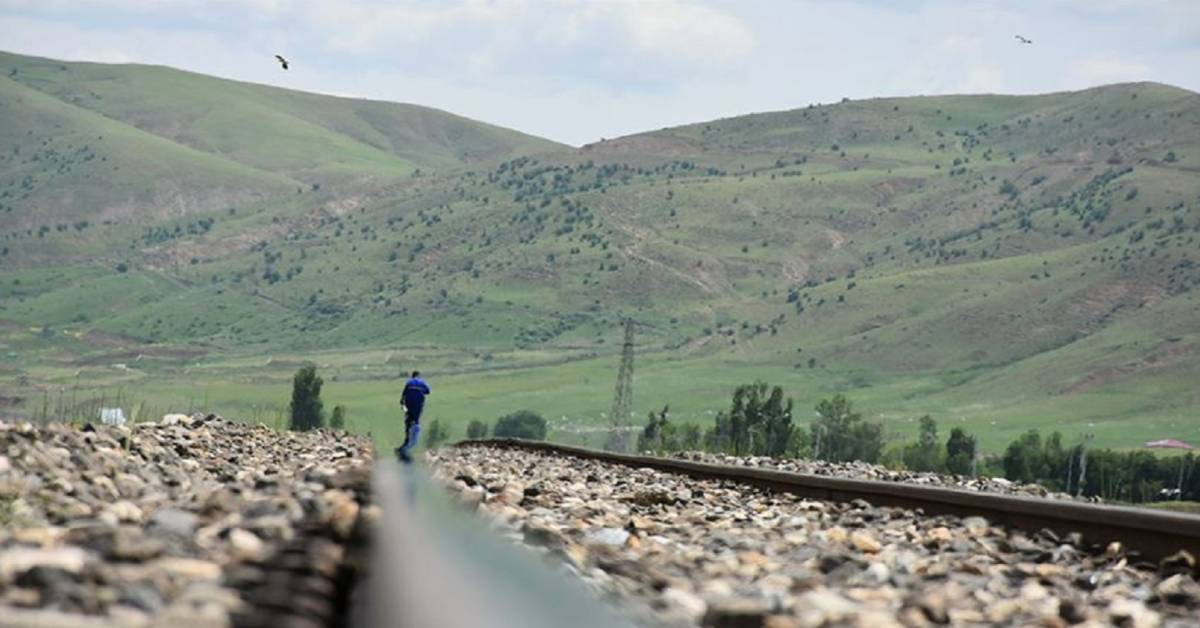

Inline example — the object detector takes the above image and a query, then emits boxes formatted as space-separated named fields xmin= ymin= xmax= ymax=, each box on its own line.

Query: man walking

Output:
xmin=396 ymin=370 xmax=431 ymax=463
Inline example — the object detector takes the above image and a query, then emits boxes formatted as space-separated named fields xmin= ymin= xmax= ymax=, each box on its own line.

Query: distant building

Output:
xmin=100 ymin=407 xmax=127 ymax=426
xmin=1144 ymin=439 xmax=1194 ymax=450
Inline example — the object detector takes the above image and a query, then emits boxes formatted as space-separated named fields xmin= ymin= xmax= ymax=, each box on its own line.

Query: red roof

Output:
xmin=1144 ymin=439 xmax=1195 ymax=450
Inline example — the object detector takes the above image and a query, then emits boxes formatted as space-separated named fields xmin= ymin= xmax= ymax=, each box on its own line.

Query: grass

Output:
xmin=33 ymin=342 xmax=1196 ymax=457
xmin=1 ymin=50 xmax=564 ymax=180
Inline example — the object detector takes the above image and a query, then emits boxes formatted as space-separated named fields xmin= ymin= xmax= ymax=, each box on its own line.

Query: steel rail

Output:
xmin=459 ymin=438 xmax=1200 ymax=562
xmin=357 ymin=460 xmax=635 ymax=628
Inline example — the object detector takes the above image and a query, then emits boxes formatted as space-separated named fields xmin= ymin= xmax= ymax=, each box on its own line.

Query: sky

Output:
xmin=2 ymin=0 xmax=1198 ymax=146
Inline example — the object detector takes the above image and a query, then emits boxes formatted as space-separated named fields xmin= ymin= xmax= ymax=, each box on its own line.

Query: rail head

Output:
xmin=364 ymin=460 xmax=635 ymax=628
xmin=456 ymin=438 xmax=1200 ymax=562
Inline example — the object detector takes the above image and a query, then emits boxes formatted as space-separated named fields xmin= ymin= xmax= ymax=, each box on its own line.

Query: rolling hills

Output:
xmin=0 ymin=50 xmax=564 ymax=229
xmin=1 ymin=50 xmax=1198 ymax=452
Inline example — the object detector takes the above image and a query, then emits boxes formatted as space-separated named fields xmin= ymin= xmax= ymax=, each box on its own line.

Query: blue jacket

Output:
xmin=402 ymin=377 xmax=431 ymax=409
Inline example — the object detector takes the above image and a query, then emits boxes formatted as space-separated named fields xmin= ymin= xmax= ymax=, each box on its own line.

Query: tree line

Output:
xmin=633 ymin=380 xmax=1195 ymax=504
xmin=637 ymin=383 xmax=894 ymax=465
xmin=1000 ymin=429 xmax=1198 ymax=502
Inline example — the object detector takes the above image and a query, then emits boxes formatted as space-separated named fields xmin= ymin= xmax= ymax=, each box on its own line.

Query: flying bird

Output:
xmin=1015 ymin=35 xmax=1033 ymax=44
xmin=275 ymin=54 xmax=289 ymax=70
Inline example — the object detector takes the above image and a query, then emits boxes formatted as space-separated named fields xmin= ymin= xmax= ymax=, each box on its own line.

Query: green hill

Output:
xmin=0 ymin=73 xmax=297 ymax=233
xmin=1 ymin=52 xmax=565 ymax=178
xmin=0 ymin=51 xmax=565 ymax=228
xmin=1 ymin=51 xmax=1198 ymax=452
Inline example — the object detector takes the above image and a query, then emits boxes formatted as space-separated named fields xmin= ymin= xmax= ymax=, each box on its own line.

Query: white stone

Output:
xmin=0 ymin=547 xmax=89 ymax=581
xmin=660 ymin=587 xmax=707 ymax=622
xmin=228 ymin=528 xmax=264 ymax=562
xmin=583 ymin=527 xmax=630 ymax=548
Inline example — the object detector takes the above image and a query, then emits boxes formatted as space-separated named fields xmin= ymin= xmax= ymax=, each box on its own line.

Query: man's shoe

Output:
xmin=397 ymin=449 xmax=413 ymax=464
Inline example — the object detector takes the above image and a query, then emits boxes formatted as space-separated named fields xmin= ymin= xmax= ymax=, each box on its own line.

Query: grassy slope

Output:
xmin=1 ymin=53 xmax=1198 ymax=454
xmin=0 ymin=51 xmax=565 ymax=181
xmin=0 ymin=74 xmax=299 ymax=233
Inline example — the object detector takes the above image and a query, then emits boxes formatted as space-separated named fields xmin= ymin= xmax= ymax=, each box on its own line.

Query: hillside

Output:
xmin=1 ymin=52 xmax=1198 ymax=450
xmin=0 ymin=50 xmax=565 ymax=230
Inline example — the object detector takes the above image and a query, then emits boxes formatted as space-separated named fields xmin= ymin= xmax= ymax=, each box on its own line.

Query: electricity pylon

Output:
xmin=606 ymin=318 xmax=635 ymax=452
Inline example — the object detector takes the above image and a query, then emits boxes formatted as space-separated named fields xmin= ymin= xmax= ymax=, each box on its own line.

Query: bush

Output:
xmin=636 ymin=406 xmax=703 ymax=454
xmin=999 ymin=179 xmax=1019 ymax=199
xmin=466 ymin=419 xmax=489 ymax=439
xmin=425 ymin=419 xmax=448 ymax=449
xmin=493 ymin=410 xmax=547 ymax=440
xmin=330 ymin=405 xmax=346 ymax=430
xmin=901 ymin=415 xmax=941 ymax=472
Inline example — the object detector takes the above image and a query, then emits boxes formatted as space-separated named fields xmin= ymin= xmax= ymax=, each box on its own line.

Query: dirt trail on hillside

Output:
xmin=603 ymin=204 xmax=734 ymax=297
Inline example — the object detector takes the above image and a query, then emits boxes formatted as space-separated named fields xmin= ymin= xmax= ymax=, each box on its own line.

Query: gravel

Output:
xmin=433 ymin=445 xmax=1200 ymax=627
xmin=666 ymin=451 xmax=1075 ymax=500
xmin=0 ymin=414 xmax=374 ymax=627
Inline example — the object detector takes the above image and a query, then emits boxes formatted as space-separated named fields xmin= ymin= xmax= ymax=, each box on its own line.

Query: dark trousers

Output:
xmin=399 ymin=405 xmax=423 ymax=455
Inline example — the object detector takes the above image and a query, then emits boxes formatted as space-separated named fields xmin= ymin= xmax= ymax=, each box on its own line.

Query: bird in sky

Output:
xmin=275 ymin=54 xmax=289 ymax=70
xmin=1015 ymin=35 xmax=1033 ymax=44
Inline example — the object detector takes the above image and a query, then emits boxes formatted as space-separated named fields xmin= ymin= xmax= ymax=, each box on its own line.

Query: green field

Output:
xmin=17 ymin=340 xmax=1198 ymax=456
xmin=2 ymin=51 xmax=1199 ymax=456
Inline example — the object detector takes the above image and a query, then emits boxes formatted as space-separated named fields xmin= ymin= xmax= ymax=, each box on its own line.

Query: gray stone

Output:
xmin=118 ymin=583 xmax=165 ymax=613
xmin=148 ymin=508 xmax=197 ymax=538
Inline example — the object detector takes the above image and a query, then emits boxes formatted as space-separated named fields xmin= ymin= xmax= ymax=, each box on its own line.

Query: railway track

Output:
xmin=7 ymin=419 xmax=1191 ymax=627
xmin=460 ymin=438 xmax=1200 ymax=563
xmin=438 ymin=439 xmax=1200 ymax=626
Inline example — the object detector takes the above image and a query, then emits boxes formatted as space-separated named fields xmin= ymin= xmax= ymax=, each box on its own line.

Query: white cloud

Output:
xmin=1076 ymin=56 xmax=1152 ymax=84
xmin=610 ymin=0 xmax=754 ymax=71
xmin=297 ymin=0 xmax=753 ymax=90
xmin=962 ymin=63 xmax=1006 ymax=94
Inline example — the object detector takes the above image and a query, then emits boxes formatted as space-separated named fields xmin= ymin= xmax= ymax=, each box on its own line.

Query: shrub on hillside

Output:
xmin=493 ymin=410 xmax=547 ymax=440
xmin=999 ymin=179 xmax=1019 ymax=199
